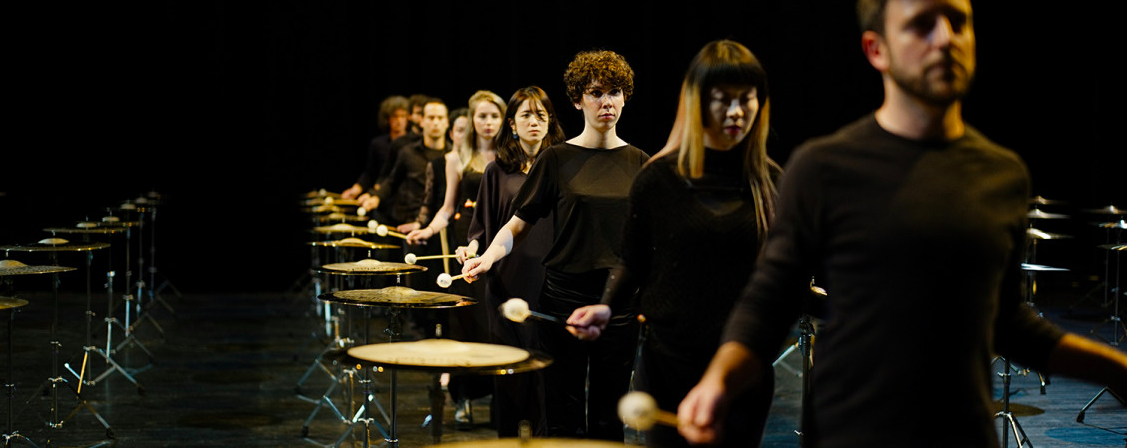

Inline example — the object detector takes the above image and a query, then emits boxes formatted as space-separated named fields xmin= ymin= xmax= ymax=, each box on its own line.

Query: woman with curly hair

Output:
xmin=462 ymin=50 xmax=648 ymax=440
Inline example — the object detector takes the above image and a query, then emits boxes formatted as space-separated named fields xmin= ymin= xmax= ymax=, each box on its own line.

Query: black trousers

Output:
xmin=536 ymin=269 xmax=639 ymax=441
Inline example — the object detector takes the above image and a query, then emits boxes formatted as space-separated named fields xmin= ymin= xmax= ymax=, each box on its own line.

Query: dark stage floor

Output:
xmin=1 ymin=278 xmax=1125 ymax=447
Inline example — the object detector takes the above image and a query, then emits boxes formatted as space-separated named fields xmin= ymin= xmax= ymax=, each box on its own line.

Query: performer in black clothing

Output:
xmin=458 ymin=86 xmax=566 ymax=437
xmin=408 ymin=90 xmax=506 ymax=429
xmin=678 ymin=1 xmax=1127 ymax=447
xmin=567 ymin=40 xmax=779 ymax=448
xmin=362 ymin=99 xmax=449 ymax=230
xmin=463 ymin=50 xmax=648 ymax=441
xmin=342 ymin=95 xmax=409 ymax=203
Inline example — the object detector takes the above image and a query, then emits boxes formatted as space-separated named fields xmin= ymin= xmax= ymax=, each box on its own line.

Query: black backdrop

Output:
xmin=4 ymin=2 xmax=1123 ymax=292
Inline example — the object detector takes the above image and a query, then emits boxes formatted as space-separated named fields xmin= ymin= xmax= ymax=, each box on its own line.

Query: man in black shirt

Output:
xmin=677 ymin=1 xmax=1127 ymax=447
xmin=362 ymin=98 xmax=449 ymax=231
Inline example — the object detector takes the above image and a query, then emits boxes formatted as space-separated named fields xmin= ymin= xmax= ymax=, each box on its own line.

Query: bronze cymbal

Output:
xmin=1083 ymin=205 xmax=1125 ymax=215
xmin=304 ymin=189 xmax=341 ymax=199
xmin=314 ymin=212 xmax=368 ymax=223
xmin=1029 ymin=195 xmax=1066 ymax=205
xmin=0 ymin=296 xmax=29 ymax=310
xmin=1 ymin=239 xmax=110 ymax=252
xmin=348 ymin=339 xmax=529 ymax=369
xmin=1027 ymin=209 xmax=1069 ymax=220
xmin=1021 ymin=263 xmax=1069 ymax=272
xmin=318 ymin=286 xmax=471 ymax=308
xmin=302 ymin=196 xmax=361 ymax=207
xmin=308 ymin=238 xmax=398 ymax=250
xmin=1093 ymin=220 xmax=1127 ymax=230
xmin=0 ymin=260 xmax=77 ymax=276
xmin=318 ymin=259 xmax=425 ymax=275
xmin=311 ymin=223 xmax=374 ymax=234
xmin=1098 ymin=244 xmax=1127 ymax=251
xmin=428 ymin=436 xmax=615 ymax=447
xmin=1026 ymin=228 xmax=1072 ymax=240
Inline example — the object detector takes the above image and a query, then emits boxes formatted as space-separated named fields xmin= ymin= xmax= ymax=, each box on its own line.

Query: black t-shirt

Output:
xmin=513 ymin=142 xmax=648 ymax=273
xmin=723 ymin=114 xmax=1065 ymax=447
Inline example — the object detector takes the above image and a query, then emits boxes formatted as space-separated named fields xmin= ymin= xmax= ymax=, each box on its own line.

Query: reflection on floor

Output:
xmin=1 ymin=285 xmax=1124 ymax=447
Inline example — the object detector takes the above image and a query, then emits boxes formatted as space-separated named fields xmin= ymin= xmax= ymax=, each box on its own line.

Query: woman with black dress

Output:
xmin=458 ymin=86 xmax=566 ymax=437
xmin=462 ymin=50 xmax=647 ymax=441
xmin=567 ymin=40 xmax=780 ymax=447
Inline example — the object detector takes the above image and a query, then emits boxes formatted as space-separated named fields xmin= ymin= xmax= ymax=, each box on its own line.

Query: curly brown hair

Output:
xmin=563 ymin=50 xmax=635 ymax=104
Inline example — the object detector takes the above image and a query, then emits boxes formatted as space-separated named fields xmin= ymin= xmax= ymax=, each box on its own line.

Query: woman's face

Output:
xmin=575 ymin=81 xmax=624 ymax=132
xmin=702 ymin=85 xmax=759 ymax=151
xmin=472 ymin=101 xmax=503 ymax=142
xmin=510 ymin=99 xmax=550 ymax=147
xmin=450 ymin=116 xmax=469 ymax=144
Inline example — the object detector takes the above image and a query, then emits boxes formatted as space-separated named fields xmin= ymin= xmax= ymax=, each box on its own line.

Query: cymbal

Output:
xmin=1021 ymin=263 xmax=1069 ymax=272
xmin=308 ymin=238 xmax=398 ymax=250
xmin=1026 ymin=228 xmax=1072 ymax=240
xmin=1083 ymin=205 xmax=1125 ymax=215
xmin=1027 ymin=209 xmax=1069 ymax=220
xmin=43 ymin=224 xmax=126 ymax=234
xmin=302 ymin=197 xmax=361 ymax=207
xmin=348 ymin=339 xmax=529 ymax=369
xmin=304 ymin=189 xmax=341 ymax=199
xmin=312 ymin=223 xmax=374 ymax=234
xmin=1094 ymin=220 xmax=1127 ymax=230
xmin=314 ymin=212 xmax=368 ymax=223
xmin=318 ymin=286 xmax=472 ymax=308
xmin=0 ymin=260 xmax=77 ymax=276
xmin=303 ymin=204 xmax=358 ymax=214
xmin=430 ymin=437 xmax=620 ymax=447
xmin=0 ymin=296 xmax=29 ymax=310
xmin=1029 ymin=195 xmax=1066 ymax=205
xmin=319 ymin=259 xmax=424 ymax=274
xmin=1098 ymin=244 xmax=1127 ymax=251
xmin=1 ymin=239 xmax=110 ymax=252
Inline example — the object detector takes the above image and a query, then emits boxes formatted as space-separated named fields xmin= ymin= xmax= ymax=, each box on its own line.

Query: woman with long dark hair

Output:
xmin=567 ymin=39 xmax=780 ymax=447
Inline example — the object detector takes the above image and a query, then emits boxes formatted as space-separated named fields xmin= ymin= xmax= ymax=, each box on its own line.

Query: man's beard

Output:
xmin=889 ymin=57 xmax=974 ymax=106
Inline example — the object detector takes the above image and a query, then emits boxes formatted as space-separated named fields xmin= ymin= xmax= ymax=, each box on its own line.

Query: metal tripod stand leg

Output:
xmin=23 ymin=273 xmax=114 ymax=445
xmin=994 ymin=357 xmax=1034 ymax=447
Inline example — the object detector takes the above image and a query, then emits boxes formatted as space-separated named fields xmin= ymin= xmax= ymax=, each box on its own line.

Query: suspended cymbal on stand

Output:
xmin=1083 ymin=205 xmax=1125 ymax=215
xmin=0 ymin=260 xmax=77 ymax=276
xmin=311 ymin=223 xmax=377 ymax=235
xmin=1026 ymin=228 xmax=1073 ymax=240
xmin=308 ymin=238 xmax=398 ymax=250
xmin=1029 ymin=195 xmax=1066 ymax=206
xmin=0 ymin=238 xmax=111 ymax=253
xmin=318 ymin=259 xmax=425 ymax=276
xmin=317 ymin=286 xmax=470 ymax=308
xmin=1021 ymin=263 xmax=1070 ymax=272
xmin=431 ymin=439 xmax=622 ymax=448
xmin=0 ymin=296 xmax=29 ymax=310
xmin=1027 ymin=208 xmax=1070 ymax=220
xmin=1098 ymin=244 xmax=1127 ymax=251
xmin=1093 ymin=220 xmax=1127 ymax=230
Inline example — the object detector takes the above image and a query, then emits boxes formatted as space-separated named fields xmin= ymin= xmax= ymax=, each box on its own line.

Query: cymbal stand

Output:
xmin=3 ymin=290 xmax=37 ymax=447
xmin=110 ymin=225 xmax=155 ymax=370
xmin=1086 ymin=229 xmax=1124 ymax=346
xmin=84 ymin=263 xmax=144 ymax=391
xmin=1077 ymin=235 xmax=1124 ymax=422
xmin=771 ymin=314 xmax=814 ymax=444
xmin=125 ymin=205 xmax=167 ymax=339
xmin=329 ymin=300 xmax=393 ymax=448
xmin=302 ymin=273 xmax=392 ymax=447
xmin=143 ymin=198 xmax=184 ymax=310
xmin=23 ymin=266 xmax=113 ymax=445
xmin=295 ymin=245 xmax=351 ymax=396
xmin=994 ymin=357 xmax=1033 ymax=447
xmin=1021 ymin=237 xmax=1050 ymax=394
